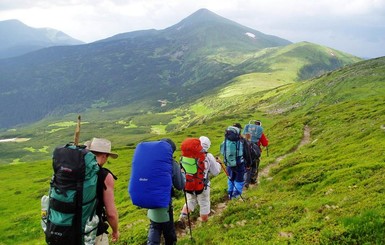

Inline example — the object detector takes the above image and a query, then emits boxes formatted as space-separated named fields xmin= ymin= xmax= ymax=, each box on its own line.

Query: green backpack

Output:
xmin=42 ymin=144 xmax=100 ymax=245
xmin=220 ymin=126 xmax=244 ymax=167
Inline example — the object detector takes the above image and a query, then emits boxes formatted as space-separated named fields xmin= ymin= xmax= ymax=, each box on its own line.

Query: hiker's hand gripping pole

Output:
xmin=216 ymin=157 xmax=229 ymax=176
xmin=74 ymin=115 xmax=81 ymax=146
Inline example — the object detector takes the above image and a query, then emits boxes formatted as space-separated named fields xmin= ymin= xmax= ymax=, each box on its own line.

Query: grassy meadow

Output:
xmin=0 ymin=57 xmax=384 ymax=244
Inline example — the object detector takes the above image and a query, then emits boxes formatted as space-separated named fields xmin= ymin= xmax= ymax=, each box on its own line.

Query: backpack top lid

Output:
xmin=181 ymin=138 xmax=205 ymax=162
xmin=225 ymin=126 xmax=240 ymax=141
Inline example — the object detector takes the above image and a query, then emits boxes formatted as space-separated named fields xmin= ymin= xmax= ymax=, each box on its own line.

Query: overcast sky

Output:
xmin=1 ymin=0 xmax=384 ymax=58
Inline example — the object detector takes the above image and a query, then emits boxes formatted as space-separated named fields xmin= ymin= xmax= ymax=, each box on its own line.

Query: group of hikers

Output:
xmin=41 ymin=119 xmax=268 ymax=245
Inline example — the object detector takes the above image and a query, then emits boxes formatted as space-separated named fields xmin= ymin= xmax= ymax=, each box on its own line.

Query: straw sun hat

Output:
xmin=85 ymin=137 xmax=118 ymax=159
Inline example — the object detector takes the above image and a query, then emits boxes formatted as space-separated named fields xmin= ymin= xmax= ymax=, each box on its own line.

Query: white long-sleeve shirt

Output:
xmin=204 ymin=152 xmax=221 ymax=181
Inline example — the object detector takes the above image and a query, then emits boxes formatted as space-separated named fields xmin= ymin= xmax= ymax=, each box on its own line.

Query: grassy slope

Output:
xmin=0 ymin=57 xmax=381 ymax=244
xmin=177 ymin=57 xmax=385 ymax=244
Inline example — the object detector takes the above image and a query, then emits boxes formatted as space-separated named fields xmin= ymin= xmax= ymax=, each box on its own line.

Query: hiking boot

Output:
xmin=176 ymin=218 xmax=186 ymax=229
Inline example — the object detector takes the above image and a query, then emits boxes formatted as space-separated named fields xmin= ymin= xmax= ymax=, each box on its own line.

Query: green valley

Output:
xmin=0 ymin=56 xmax=384 ymax=244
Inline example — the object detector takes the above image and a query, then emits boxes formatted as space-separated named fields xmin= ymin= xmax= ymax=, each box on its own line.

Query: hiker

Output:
xmin=242 ymin=120 xmax=269 ymax=186
xmin=220 ymin=125 xmax=251 ymax=199
xmin=146 ymin=138 xmax=185 ymax=245
xmin=86 ymin=138 xmax=120 ymax=244
xmin=44 ymin=141 xmax=100 ymax=244
xmin=232 ymin=123 xmax=257 ymax=189
xmin=177 ymin=136 xmax=221 ymax=227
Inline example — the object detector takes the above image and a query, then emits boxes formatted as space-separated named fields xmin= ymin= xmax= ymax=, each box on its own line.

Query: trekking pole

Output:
xmin=266 ymin=146 xmax=269 ymax=157
xmin=73 ymin=115 xmax=81 ymax=146
xmin=183 ymin=189 xmax=193 ymax=241
xmin=179 ymin=163 xmax=193 ymax=241
xmin=216 ymin=158 xmax=245 ymax=201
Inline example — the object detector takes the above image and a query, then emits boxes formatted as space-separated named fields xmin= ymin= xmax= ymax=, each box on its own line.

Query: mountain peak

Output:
xmin=0 ymin=19 xmax=84 ymax=58
xmin=178 ymin=8 xmax=232 ymax=26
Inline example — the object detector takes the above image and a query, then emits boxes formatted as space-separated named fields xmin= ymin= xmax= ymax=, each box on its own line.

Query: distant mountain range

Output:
xmin=0 ymin=9 xmax=361 ymax=129
xmin=0 ymin=19 xmax=84 ymax=58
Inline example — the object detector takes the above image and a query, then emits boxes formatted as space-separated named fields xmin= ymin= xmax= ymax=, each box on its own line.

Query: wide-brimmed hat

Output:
xmin=87 ymin=137 xmax=118 ymax=159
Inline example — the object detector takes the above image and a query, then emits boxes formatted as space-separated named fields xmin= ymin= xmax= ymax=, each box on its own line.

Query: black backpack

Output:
xmin=43 ymin=144 xmax=100 ymax=245
xmin=244 ymin=141 xmax=261 ymax=167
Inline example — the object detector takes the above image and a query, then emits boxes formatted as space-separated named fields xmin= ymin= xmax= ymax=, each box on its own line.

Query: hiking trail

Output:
xmin=176 ymin=125 xmax=311 ymax=239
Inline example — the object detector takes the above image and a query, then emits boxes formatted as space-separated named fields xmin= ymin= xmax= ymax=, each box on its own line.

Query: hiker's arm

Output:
xmin=260 ymin=134 xmax=269 ymax=147
xmin=172 ymin=161 xmax=185 ymax=190
xmin=207 ymin=153 xmax=221 ymax=176
xmin=104 ymin=173 xmax=119 ymax=242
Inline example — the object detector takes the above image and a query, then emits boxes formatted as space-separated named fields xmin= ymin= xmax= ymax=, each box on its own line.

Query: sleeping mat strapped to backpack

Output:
xmin=128 ymin=141 xmax=173 ymax=209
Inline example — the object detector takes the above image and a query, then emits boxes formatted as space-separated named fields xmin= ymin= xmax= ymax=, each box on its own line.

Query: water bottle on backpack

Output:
xmin=40 ymin=195 xmax=49 ymax=231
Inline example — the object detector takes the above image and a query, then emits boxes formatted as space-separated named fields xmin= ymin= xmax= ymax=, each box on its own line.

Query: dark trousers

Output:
xmin=147 ymin=205 xmax=176 ymax=245
xmin=245 ymin=158 xmax=260 ymax=186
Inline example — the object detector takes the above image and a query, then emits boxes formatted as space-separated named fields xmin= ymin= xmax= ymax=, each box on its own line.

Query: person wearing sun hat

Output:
xmin=86 ymin=138 xmax=119 ymax=244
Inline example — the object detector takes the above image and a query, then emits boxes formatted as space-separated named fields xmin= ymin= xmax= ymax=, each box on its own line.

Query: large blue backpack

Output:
xmin=44 ymin=144 xmax=99 ymax=245
xmin=128 ymin=141 xmax=173 ymax=209
xmin=220 ymin=126 xmax=244 ymax=167
xmin=243 ymin=121 xmax=263 ymax=143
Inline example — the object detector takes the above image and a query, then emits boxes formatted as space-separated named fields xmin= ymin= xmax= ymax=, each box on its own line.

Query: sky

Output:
xmin=1 ymin=0 xmax=384 ymax=58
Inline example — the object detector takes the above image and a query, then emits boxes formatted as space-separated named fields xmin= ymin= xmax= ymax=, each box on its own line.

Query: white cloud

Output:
xmin=0 ymin=0 xmax=384 ymax=57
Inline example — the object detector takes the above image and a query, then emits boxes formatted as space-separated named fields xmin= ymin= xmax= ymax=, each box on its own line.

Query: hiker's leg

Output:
xmin=233 ymin=180 xmax=245 ymax=198
xmin=186 ymin=193 xmax=198 ymax=213
xmin=227 ymin=167 xmax=235 ymax=199
xmin=233 ymin=164 xmax=246 ymax=197
xmin=178 ymin=193 xmax=197 ymax=226
xmin=249 ymin=163 xmax=256 ymax=184
xmin=244 ymin=167 xmax=251 ymax=188
xmin=197 ymin=188 xmax=210 ymax=221
xmin=255 ymin=158 xmax=260 ymax=181
xmin=147 ymin=220 xmax=162 ymax=245
xmin=164 ymin=205 xmax=177 ymax=245
xmin=227 ymin=178 xmax=234 ymax=199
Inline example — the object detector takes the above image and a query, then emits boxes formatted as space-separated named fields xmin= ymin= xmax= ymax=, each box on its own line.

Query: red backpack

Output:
xmin=180 ymin=138 xmax=206 ymax=194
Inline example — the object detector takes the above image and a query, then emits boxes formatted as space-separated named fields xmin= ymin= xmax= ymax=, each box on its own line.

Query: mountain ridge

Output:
xmin=0 ymin=19 xmax=84 ymax=58
xmin=0 ymin=9 xmax=359 ymax=129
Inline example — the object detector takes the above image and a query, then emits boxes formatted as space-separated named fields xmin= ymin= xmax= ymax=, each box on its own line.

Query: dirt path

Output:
xmin=176 ymin=125 xmax=311 ymax=239
xmin=259 ymin=124 xmax=311 ymax=178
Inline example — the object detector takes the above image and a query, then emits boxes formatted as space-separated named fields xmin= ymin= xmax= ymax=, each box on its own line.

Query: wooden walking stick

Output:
xmin=73 ymin=115 xmax=81 ymax=146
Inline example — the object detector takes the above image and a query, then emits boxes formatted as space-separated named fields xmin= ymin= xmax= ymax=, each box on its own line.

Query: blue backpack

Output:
xmin=43 ymin=144 xmax=100 ymax=245
xmin=128 ymin=141 xmax=173 ymax=209
xmin=220 ymin=126 xmax=244 ymax=167
xmin=243 ymin=122 xmax=263 ymax=143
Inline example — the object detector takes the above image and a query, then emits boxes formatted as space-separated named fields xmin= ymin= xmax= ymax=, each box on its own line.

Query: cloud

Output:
xmin=0 ymin=0 xmax=384 ymax=57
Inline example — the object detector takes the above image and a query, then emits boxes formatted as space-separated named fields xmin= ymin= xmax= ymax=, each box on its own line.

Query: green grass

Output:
xmin=0 ymin=57 xmax=384 ymax=244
